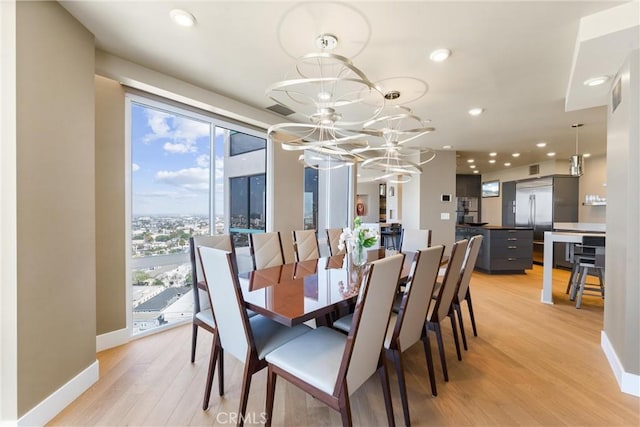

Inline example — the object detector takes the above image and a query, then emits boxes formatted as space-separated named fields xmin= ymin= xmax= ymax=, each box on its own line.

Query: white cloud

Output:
xmin=196 ymin=154 xmax=210 ymax=168
xmin=155 ymin=167 xmax=209 ymax=192
xmin=132 ymin=163 xmax=140 ymax=172
xmin=163 ymin=142 xmax=196 ymax=154
xmin=142 ymin=109 xmax=210 ymax=155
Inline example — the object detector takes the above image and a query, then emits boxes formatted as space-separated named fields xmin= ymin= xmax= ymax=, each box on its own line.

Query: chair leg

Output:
xmin=566 ymin=263 xmax=579 ymax=294
xmin=431 ymin=322 xmax=449 ymax=382
xmin=202 ymin=336 xmax=219 ymax=410
xmin=421 ymin=327 xmax=438 ymax=396
xmin=190 ymin=324 xmax=199 ymax=363
xmin=466 ymin=292 xmax=478 ymax=337
xmin=218 ymin=345 xmax=224 ymax=396
xmin=377 ymin=354 xmax=396 ymax=427
xmin=454 ymin=303 xmax=468 ymax=351
xmin=338 ymin=388 xmax=353 ymax=427
xmin=449 ymin=311 xmax=462 ymax=361
xmin=265 ymin=366 xmax=277 ymax=427
xmin=569 ymin=268 xmax=581 ymax=301
xmin=575 ymin=267 xmax=588 ymax=309
xmin=237 ymin=362 xmax=254 ymax=427
xmin=388 ymin=350 xmax=410 ymax=426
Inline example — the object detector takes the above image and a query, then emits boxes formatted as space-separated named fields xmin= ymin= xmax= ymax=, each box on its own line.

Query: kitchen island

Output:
xmin=456 ymin=225 xmax=533 ymax=274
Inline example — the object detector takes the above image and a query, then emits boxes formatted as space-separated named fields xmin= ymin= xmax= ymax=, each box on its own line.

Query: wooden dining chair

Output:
xmin=426 ymin=239 xmax=468 ymax=382
xmin=292 ymin=229 xmax=320 ymax=261
xmin=326 ymin=228 xmax=345 ymax=256
xmin=249 ymin=231 xmax=285 ymax=270
xmin=264 ymin=254 xmax=405 ymax=427
xmin=189 ymin=235 xmax=233 ymax=366
xmin=197 ymin=247 xmax=311 ymax=423
xmin=400 ymin=229 xmax=432 ymax=252
xmin=452 ymin=234 xmax=483 ymax=351
xmin=332 ymin=246 xmax=445 ymax=424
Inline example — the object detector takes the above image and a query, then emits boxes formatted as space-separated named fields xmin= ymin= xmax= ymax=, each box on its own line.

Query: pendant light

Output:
xmin=569 ymin=123 xmax=584 ymax=177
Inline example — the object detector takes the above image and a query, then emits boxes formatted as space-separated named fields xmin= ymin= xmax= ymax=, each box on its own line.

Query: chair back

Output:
xmin=400 ymin=229 xmax=432 ymax=252
xmin=394 ymin=245 xmax=445 ymax=352
xmin=456 ymin=235 xmax=483 ymax=302
xmin=292 ymin=230 xmax=320 ymax=262
xmin=431 ymin=239 xmax=468 ymax=322
xmin=340 ymin=253 xmax=404 ymax=395
xmin=326 ymin=228 xmax=345 ymax=256
xmin=249 ymin=232 xmax=285 ymax=270
xmin=198 ymin=247 xmax=252 ymax=362
xmin=190 ymin=234 xmax=234 ymax=312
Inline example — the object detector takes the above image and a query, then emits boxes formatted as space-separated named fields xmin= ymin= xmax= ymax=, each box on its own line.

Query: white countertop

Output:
xmin=553 ymin=222 xmax=606 ymax=232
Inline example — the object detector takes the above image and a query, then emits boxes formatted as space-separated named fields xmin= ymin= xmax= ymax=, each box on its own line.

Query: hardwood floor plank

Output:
xmin=48 ymin=265 xmax=639 ymax=426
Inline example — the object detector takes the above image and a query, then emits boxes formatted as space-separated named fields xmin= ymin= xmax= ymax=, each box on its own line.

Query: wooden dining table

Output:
xmin=237 ymin=249 xmax=414 ymax=327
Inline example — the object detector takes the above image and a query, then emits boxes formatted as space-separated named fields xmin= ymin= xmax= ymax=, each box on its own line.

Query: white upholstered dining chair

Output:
xmin=452 ymin=234 xmax=483 ymax=350
xmin=264 ymin=254 xmax=405 ymax=426
xmin=400 ymin=228 xmax=432 ymax=252
xmin=427 ymin=239 xmax=468 ymax=382
xmin=189 ymin=235 xmax=234 ymax=396
xmin=326 ymin=228 xmax=345 ymax=256
xmin=292 ymin=229 xmax=320 ymax=261
xmin=249 ymin=231 xmax=285 ymax=270
xmin=197 ymin=247 xmax=311 ymax=424
xmin=333 ymin=246 xmax=445 ymax=425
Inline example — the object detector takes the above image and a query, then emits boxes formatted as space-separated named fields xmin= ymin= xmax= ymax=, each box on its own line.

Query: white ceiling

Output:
xmin=60 ymin=1 xmax=627 ymax=174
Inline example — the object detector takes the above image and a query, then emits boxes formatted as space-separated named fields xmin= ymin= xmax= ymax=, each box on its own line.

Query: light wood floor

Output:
xmin=49 ymin=265 xmax=639 ymax=426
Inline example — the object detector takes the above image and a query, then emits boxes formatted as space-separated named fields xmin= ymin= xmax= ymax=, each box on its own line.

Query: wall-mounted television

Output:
xmin=482 ymin=180 xmax=500 ymax=198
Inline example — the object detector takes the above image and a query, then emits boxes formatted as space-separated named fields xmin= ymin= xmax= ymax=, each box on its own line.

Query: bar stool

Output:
xmin=567 ymin=236 xmax=605 ymax=309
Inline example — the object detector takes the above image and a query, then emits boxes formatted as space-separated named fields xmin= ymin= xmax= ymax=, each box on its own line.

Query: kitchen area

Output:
xmin=456 ymin=154 xmax=607 ymax=283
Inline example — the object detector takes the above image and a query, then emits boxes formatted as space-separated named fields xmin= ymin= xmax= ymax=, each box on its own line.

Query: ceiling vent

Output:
xmin=529 ymin=164 xmax=540 ymax=175
xmin=266 ymin=104 xmax=295 ymax=116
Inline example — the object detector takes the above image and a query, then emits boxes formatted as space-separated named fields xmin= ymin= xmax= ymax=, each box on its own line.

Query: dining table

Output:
xmin=237 ymin=248 xmax=413 ymax=327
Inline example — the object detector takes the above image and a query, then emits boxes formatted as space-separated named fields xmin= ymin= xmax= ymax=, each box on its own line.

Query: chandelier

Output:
xmin=266 ymin=34 xmax=435 ymax=180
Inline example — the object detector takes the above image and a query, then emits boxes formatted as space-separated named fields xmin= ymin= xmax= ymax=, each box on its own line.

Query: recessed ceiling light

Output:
xmin=442 ymin=145 xmax=452 ymax=149
xmin=429 ymin=48 xmax=451 ymax=62
xmin=470 ymin=165 xmax=476 ymax=169
xmin=468 ymin=107 xmax=484 ymax=116
xmin=489 ymin=152 xmax=497 ymax=157
xmin=467 ymin=159 xmax=475 ymax=163
xmin=170 ymin=9 xmax=196 ymax=27
xmin=547 ymin=152 xmax=556 ymax=157
xmin=536 ymin=142 xmax=547 ymax=148
xmin=583 ymin=153 xmax=591 ymax=158
xmin=489 ymin=159 xmax=496 ymax=164
xmin=504 ymin=162 xmax=511 ymax=167
xmin=473 ymin=170 xmax=479 ymax=174
xmin=512 ymin=153 xmax=520 ymax=157
xmin=583 ymin=76 xmax=609 ymax=87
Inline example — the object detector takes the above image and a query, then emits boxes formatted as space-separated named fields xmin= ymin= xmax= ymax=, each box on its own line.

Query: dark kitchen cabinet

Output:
xmin=456 ymin=225 xmax=533 ymax=274
xmin=456 ymin=174 xmax=481 ymax=197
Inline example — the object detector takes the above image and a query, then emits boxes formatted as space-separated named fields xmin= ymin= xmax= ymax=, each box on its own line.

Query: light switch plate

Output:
xmin=440 ymin=212 xmax=450 ymax=220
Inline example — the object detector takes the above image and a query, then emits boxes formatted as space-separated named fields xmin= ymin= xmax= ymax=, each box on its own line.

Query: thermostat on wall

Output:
xmin=441 ymin=194 xmax=452 ymax=202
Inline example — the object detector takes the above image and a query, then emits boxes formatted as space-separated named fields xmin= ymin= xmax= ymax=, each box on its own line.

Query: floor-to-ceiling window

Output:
xmin=303 ymin=153 xmax=352 ymax=254
xmin=127 ymin=94 xmax=266 ymax=335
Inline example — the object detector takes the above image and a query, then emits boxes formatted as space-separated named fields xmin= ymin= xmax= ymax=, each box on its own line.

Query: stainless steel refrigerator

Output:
xmin=513 ymin=176 xmax=578 ymax=264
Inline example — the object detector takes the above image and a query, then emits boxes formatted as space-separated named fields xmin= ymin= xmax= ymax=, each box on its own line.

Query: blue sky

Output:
xmin=131 ymin=102 xmax=223 ymax=216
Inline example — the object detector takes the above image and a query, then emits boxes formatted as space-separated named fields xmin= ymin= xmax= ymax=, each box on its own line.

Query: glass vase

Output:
xmin=350 ymin=244 xmax=367 ymax=267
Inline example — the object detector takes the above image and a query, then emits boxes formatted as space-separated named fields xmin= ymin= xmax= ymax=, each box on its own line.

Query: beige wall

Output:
xmin=355 ymin=182 xmax=380 ymax=224
xmin=418 ymin=150 xmax=456 ymax=252
xmin=95 ymin=76 xmax=126 ymax=335
xmin=604 ymin=49 xmax=639 ymax=376
xmin=268 ymin=142 xmax=303 ymax=264
xmin=578 ymin=154 xmax=607 ymax=223
xmin=16 ymin=1 xmax=96 ymax=416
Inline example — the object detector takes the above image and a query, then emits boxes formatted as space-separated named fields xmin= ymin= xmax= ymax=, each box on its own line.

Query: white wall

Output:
xmin=604 ymin=49 xmax=639 ymax=378
xmin=355 ymin=181 xmax=380 ymax=224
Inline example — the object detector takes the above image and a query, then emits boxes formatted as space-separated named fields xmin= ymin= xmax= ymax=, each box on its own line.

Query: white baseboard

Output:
xmin=601 ymin=331 xmax=640 ymax=397
xmin=96 ymin=327 xmax=129 ymax=352
xmin=18 ymin=360 xmax=99 ymax=427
